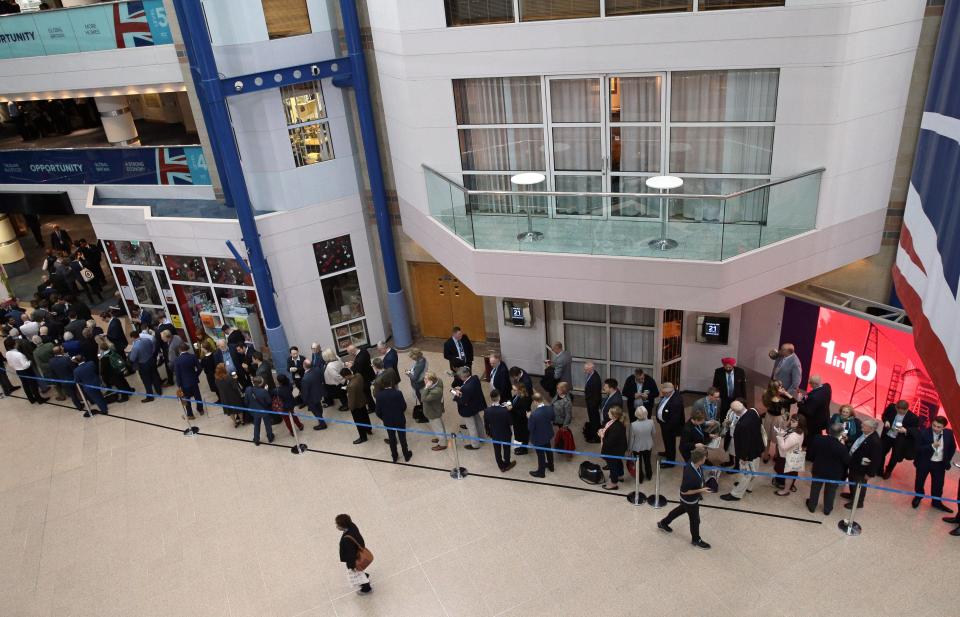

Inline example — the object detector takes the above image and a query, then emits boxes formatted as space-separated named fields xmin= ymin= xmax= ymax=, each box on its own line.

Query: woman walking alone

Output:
xmin=337 ymin=514 xmax=372 ymax=595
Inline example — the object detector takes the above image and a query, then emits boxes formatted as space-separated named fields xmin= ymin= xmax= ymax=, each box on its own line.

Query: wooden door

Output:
xmin=410 ymin=262 xmax=485 ymax=340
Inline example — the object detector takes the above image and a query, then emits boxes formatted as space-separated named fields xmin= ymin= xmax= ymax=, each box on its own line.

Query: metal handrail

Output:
xmin=422 ymin=164 xmax=825 ymax=201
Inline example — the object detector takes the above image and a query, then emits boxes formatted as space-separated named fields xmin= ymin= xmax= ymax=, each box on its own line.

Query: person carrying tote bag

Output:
xmin=775 ymin=414 xmax=806 ymax=496
xmin=337 ymin=514 xmax=374 ymax=595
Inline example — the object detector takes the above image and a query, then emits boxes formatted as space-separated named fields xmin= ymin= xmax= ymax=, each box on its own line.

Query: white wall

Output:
xmin=495 ymin=298 xmax=546 ymax=375
xmin=738 ymin=293 xmax=787 ymax=405
xmin=680 ymin=306 xmax=742 ymax=393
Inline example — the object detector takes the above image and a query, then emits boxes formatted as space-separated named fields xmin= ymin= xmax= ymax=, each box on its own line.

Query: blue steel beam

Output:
xmin=221 ymin=58 xmax=352 ymax=98
xmin=171 ymin=0 xmax=290 ymax=357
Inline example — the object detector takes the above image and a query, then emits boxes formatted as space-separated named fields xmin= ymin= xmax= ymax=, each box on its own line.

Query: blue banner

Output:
xmin=0 ymin=146 xmax=211 ymax=186
xmin=0 ymin=0 xmax=172 ymax=59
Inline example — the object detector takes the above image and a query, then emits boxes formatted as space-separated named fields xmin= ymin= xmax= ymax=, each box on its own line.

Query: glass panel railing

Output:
xmin=0 ymin=1 xmax=171 ymax=60
xmin=422 ymin=166 xmax=823 ymax=262
xmin=0 ymin=145 xmax=210 ymax=185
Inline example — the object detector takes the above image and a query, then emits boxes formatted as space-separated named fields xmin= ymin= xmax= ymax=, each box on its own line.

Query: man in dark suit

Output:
xmin=880 ymin=399 xmax=920 ymax=478
xmin=711 ymin=357 xmax=746 ymax=419
xmin=842 ymin=418 xmax=883 ymax=509
xmin=453 ymin=366 xmax=486 ymax=450
xmin=583 ymin=362 xmax=602 ymax=443
xmin=488 ymin=351 xmax=511 ymax=402
xmin=128 ymin=331 xmax=161 ymax=402
xmin=912 ymin=416 xmax=956 ymax=513
xmin=805 ymin=426 xmax=850 ymax=515
xmin=106 ymin=308 xmax=127 ymax=358
xmin=657 ymin=448 xmax=712 ymax=550
xmin=623 ymin=367 xmax=658 ymax=422
xmin=286 ymin=346 xmax=306 ymax=405
xmin=508 ymin=366 xmax=534 ymax=397
xmin=372 ymin=357 xmax=400 ymax=395
xmin=301 ymin=359 xmax=328 ymax=430
xmin=76 ymin=239 xmax=104 ymax=284
xmin=377 ymin=341 xmax=398 ymax=373
xmin=50 ymin=225 xmax=72 ymax=252
xmin=442 ymin=326 xmax=473 ymax=386
xmin=654 ymin=382 xmax=685 ymax=462
xmin=797 ymin=374 xmax=832 ymax=448
xmin=721 ymin=402 xmax=766 ymax=501
xmin=73 ymin=355 xmax=107 ymax=415
xmin=484 ymin=390 xmax=515 ymax=472
xmin=599 ymin=378 xmax=623 ymax=428
xmin=48 ymin=346 xmax=80 ymax=409
xmin=527 ymin=393 xmax=556 ymax=478
xmin=347 ymin=343 xmax=375 ymax=410
xmin=680 ymin=409 xmax=710 ymax=462
xmin=173 ymin=342 xmax=204 ymax=419
xmin=375 ymin=384 xmax=412 ymax=463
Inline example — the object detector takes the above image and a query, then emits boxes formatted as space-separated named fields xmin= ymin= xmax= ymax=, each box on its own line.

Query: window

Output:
xmin=314 ymin=236 xmax=368 ymax=352
xmin=262 ymin=0 xmax=312 ymax=39
xmin=205 ymin=257 xmax=253 ymax=287
xmin=164 ymin=255 xmax=208 ymax=283
xmin=104 ymin=240 xmax=161 ymax=267
xmin=282 ymin=81 xmax=334 ymax=167
xmin=605 ymin=0 xmax=692 ymax=15
xmin=520 ymin=0 xmax=600 ymax=21
xmin=446 ymin=0 xmax=515 ymax=26
xmin=699 ymin=0 xmax=784 ymax=9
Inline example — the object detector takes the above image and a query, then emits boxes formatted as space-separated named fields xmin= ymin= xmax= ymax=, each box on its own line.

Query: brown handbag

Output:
xmin=347 ymin=535 xmax=374 ymax=571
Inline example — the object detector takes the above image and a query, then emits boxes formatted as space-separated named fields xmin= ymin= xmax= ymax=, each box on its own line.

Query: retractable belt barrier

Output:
xmin=5 ymin=368 xmax=957 ymax=536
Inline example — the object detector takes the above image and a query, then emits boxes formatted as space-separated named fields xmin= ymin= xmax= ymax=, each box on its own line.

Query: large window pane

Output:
xmin=105 ymin=240 xmax=161 ymax=267
xmin=289 ymin=123 xmax=335 ymax=167
xmin=205 ymin=257 xmax=254 ymax=286
xmin=610 ymin=176 xmax=659 ymax=218
xmin=606 ymin=0 xmax=691 ymax=15
xmin=699 ymin=0 xmax=785 ymax=9
xmin=611 ymin=127 xmax=660 ymax=172
xmin=164 ymin=255 xmax=207 ymax=283
xmin=671 ymin=69 xmax=779 ymax=122
xmin=459 ymin=128 xmax=545 ymax=171
xmin=552 ymin=127 xmax=601 ymax=171
xmin=521 ymin=0 xmax=600 ymax=21
xmin=281 ymin=81 xmax=327 ymax=125
xmin=550 ymin=79 xmax=601 ymax=123
xmin=563 ymin=302 xmax=606 ymax=322
xmin=564 ymin=323 xmax=606 ymax=359
xmin=669 ymin=127 xmax=774 ymax=174
xmin=679 ymin=177 xmax=768 ymax=222
xmin=464 ymin=174 xmax=549 ymax=214
xmin=454 ymin=77 xmax=542 ymax=125
xmin=611 ymin=327 xmax=654 ymax=364
xmin=610 ymin=76 xmax=661 ymax=122
xmin=313 ymin=235 xmax=357 ymax=276
xmin=261 ymin=0 xmax=311 ymax=39
xmin=610 ymin=306 xmax=655 ymax=326
xmin=446 ymin=0 xmax=515 ymax=26
xmin=555 ymin=175 xmax=604 ymax=215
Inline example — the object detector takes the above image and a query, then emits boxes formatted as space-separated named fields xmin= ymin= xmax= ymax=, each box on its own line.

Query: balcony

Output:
xmin=423 ymin=166 xmax=823 ymax=261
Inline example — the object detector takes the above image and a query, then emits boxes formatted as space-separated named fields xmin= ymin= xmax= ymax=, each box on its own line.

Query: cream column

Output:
xmin=94 ymin=96 xmax=141 ymax=147
xmin=0 ymin=214 xmax=25 ymax=281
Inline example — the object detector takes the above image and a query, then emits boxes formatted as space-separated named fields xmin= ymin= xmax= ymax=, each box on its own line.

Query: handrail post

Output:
xmin=626 ymin=453 xmax=646 ymax=506
xmin=646 ymin=456 xmax=667 ymax=508
xmin=449 ymin=432 xmax=468 ymax=479
xmin=838 ymin=482 xmax=863 ymax=536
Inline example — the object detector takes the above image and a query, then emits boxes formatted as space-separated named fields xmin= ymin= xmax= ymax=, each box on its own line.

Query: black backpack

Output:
xmin=579 ymin=461 xmax=604 ymax=485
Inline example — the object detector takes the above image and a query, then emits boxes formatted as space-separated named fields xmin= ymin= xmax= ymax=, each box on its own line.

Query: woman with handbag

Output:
xmin=552 ymin=382 xmax=575 ymax=457
xmin=509 ymin=383 xmax=532 ymax=455
xmin=774 ymin=414 xmax=806 ymax=496
xmin=272 ymin=373 xmax=304 ymax=437
xmin=406 ymin=348 xmax=428 ymax=423
xmin=761 ymin=379 xmax=795 ymax=463
xmin=215 ymin=362 xmax=246 ymax=428
xmin=336 ymin=514 xmax=373 ymax=595
xmin=599 ymin=406 xmax=629 ymax=491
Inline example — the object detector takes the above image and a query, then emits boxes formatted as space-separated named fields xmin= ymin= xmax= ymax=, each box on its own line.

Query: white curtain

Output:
xmin=550 ymin=78 xmax=601 ymax=123
xmin=616 ymin=76 xmax=661 ymax=122
xmin=669 ymin=127 xmax=774 ymax=175
xmin=670 ymin=69 xmax=779 ymax=122
xmin=615 ymin=126 xmax=660 ymax=172
xmin=563 ymin=301 xmax=606 ymax=322
xmin=453 ymin=77 xmax=542 ymax=125
xmin=611 ymin=327 xmax=654 ymax=364
xmin=459 ymin=128 xmax=545 ymax=171
xmin=564 ymin=324 xmax=607 ymax=360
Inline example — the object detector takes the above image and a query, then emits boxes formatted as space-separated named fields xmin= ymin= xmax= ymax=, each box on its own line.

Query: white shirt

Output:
xmin=5 ymin=349 xmax=32 ymax=371
xmin=932 ymin=432 xmax=945 ymax=462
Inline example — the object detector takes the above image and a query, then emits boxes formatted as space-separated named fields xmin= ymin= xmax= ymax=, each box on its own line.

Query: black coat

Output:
xmin=456 ymin=375 xmax=486 ymax=417
xmin=509 ymin=394 xmax=531 ymax=441
xmin=712 ymin=366 xmax=746 ymax=408
xmin=300 ymin=367 xmax=326 ymax=406
xmin=680 ymin=420 xmax=710 ymax=461
xmin=655 ymin=392 xmax=685 ymax=431
xmin=353 ymin=348 xmax=375 ymax=385
xmin=798 ymin=384 xmax=832 ymax=431
xmin=914 ymin=427 xmax=957 ymax=471
xmin=443 ymin=334 xmax=473 ymax=369
xmin=339 ymin=524 xmax=365 ymax=570
xmin=484 ymin=404 xmax=513 ymax=442
xmin=106 ymin=317 xmax=127 ymax=351
xmin=810 ymin=435 xmax=851 ymax=480
xmin=733 ymin=408 xmax=765 ymax=461
xmin=382 ymin=348 xmax=398 ymax=372
xmin=599 ymin=390 xmax=624 ymax=420
xmin=622 ymin=373 xmax=658 ymax=413
xmin=848 ymin=432 xmax=883 ymax=477
xmin=880 ymin=404 xmax=919 ymax=461
xmin=583 ymin=371 xmax=601 ymax=411
xmin=375 ymin=388 xmax=407 ymax=428
xmin=490 ymin=361 xmax=511 ymax=402
xmin=600 ymin=420 xmax=628 ymax=457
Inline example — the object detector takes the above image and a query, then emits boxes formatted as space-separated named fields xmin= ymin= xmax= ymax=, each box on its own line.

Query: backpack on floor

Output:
xmin=579 ymin=461 xmax=604 ymax=485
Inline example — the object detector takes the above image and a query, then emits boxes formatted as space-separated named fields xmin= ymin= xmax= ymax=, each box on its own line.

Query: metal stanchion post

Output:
xmin=76 ymin=383 xmax=93 ymax=418
xmin=179 ymin=396 xmax=200 ymax=436
xmin=646 ymin=456 xmax=667 ymax=508
xmin=838 ymin=482 xmax=863 ymax=536
xmin=449 ymin=432 xmax=468 ymax=479
xmin=289 ymin=410 xmax=306 ymax=455
xmin=626 ymin=453 xmax=646 ymax=506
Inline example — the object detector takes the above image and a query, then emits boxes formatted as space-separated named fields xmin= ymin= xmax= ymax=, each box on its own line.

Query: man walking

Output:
xmin=174 ymin=342 xmax=204 ymax=419
xmin=721 ymin=402 xmax=765 ymax=502
xmin=301 ymin=359 xmax=328 ymax=430
xmin=912 ymin=416 xmax=956 ymax=513
xmin=658 ymin=448 xmax=712 ymax=550
xmin=375 ymin=383 xmax=413 ymax=463
xmin=528 ymin=393 xmax=556 ymax=478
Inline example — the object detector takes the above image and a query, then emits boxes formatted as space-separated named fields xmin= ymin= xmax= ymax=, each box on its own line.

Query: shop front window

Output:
xmin=165 ymin=255 xmax=208 ymax=283
xmin=104 ymin=240 xmax=161 ymax=267
xmin=205 ymin=257 xmax=253 ymax=286
xmin=314 ymin=234 xmax=368 ymax=353
xmin=174 ymin=284 xmax=221 ymax=344
xmin=216 ymin=288 xmax=265 ymax=350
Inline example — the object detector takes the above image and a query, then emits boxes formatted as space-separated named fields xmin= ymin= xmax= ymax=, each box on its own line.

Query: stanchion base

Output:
xmin=183 ymin=426 xmax=200 ymax=436
xmin=838 ymin=520 xmax=862 ymax=536
xmin=290 ymin=444 xmax=307 ymax=455
xmin=648 ymin=238 xmax=678 ymax=251
xmin=450 ymin=466 xmax=468 ymax=479
xmin=646 ymin=494 xmax=668 ymax=508
xmin=626 ymin=491 xmax=647 ymax=506
xmin=83 ymin=411 xmax=92 ymax=418
xmin=517 ymin=230 xmax=544 ymax=243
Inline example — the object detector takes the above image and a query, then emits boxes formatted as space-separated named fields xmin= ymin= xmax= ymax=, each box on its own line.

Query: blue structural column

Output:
xmin=170 ymin=0 xmax=289 ymax=356
xmin=336 ymin=0 xmax=412 ymax=349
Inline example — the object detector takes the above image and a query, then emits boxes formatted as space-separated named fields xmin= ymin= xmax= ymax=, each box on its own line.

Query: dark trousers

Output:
xmin=915 ymin=461 xmax=946 ymax=504
xmin=325 ymin=384 xmax=348 ymax=407
xmin=634 ymin=450 xmax=653 ymax=480
xmin=533 ymin=441 xmax=554 ymax=474
xmin=387 ymin=427 xmax=410 ymax=461
xmin=846 ymin=470 xmax=869 ymax=507
xmin=606 ymin=457 xmax=624 ymax=483
xmin=660 ymin=424 xmax=678 ymax=462
xmin=0 ymin=370 xmax=14 ymax=395
xmin=308 ymin=401 xmax=325 ymax=425
xmin=881 ymin=434 xmax=902 ymax=475
xmin=586 ymin=404 xmax=600 ymax=437
xmin=493 ymin=442 xmax=512 ymax=470
xmin=351 ymin=407 xmax=372 ymax=440
xmin=137 ymin=363 xmax=162 ymax=395
xmin=180 ymin=384 xmax=204 ymax=417
xmin=65 ymin=382 xmax=83 ymax=409
xmin=807 ymin=480 xmax=839 ymax=514
xmin=661 ymin=501 xmax=701 ymax=542
xmin=252 ymin=410 xmax=275 ymax=444
xmin=82 ymin=385 xmax=108 ymax=414
xmin=17 ymin=368 xmax=43 ymax=403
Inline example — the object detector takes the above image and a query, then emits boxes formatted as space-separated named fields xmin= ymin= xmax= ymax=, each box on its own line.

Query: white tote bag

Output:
xmin=784 ymin=448 xmax=806 ymax=474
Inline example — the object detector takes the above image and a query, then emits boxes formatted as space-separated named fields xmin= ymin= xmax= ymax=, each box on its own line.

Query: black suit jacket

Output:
xmin=599 ymin=390 xmax=623 ymax=420
xmin=622 ymin=373 xmax=658 ymax=412
xmin=733 ymin=408 xmax=765 ymax=461
xmin=810 ymin=435 xmax=851 ymax=480
xmin=375 ymin=388 xmax=407 ymax=428
xmin=680 ymin=420 xmax=710 ymax=461
xmin=490 ymin=361 xmax=511 ymax=401
xmin=107 ymin=317 xmax=127 ymax=351
xmin=484 ymin=404 xmax=513 ymax=442
xmin=798 ymin=384 xmax=832 ymax=431
xmin=655 ymin=393 xmax=685 ymax=431
xmin=880 ymin=404 xmax=920 ymax=460
xmin=584 ymin=371 xmax=601 ymax=411
xmin=353 ymin=348 xmax=375 ymax=385
xmin=712 ymin=367 xmax=746 ymax=405
xmin=382 ymin=348 xmax=398 ymax=372
xmin=456 ymin=375 xmax=486 ymax=417
xmin=914 ymin=428 xmax=957 ymax=471
xmin=300 ymin=367 xmax=326 ymax=406
xmin=848 ymin=432 xmax=883 ymax=477
xmin=443 ymin=335 xmax=473 ymax=369
xmin=50 ymin=229 xmax=72 ymax=251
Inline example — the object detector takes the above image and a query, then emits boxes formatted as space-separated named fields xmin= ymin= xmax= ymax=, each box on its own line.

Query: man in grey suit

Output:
xmin=542 ymin=341 xmax=571 ymax=398
xmin=771 ymin=343 xmax=802 ymax=396
xmin=692 ymin=387 xmax=722 ymax=423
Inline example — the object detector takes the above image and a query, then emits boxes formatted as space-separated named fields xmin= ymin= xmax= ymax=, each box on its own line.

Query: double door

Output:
xmin=410 ymin=263 xmax=485 ymax=341
xmin=544 ymin=73 xmax=665 ymax=219
xmin=116 ymin=265 xmax=182 ymax=329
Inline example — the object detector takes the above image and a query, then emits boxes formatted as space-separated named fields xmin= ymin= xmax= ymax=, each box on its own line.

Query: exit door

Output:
xmin=410 ymin=263 xmax=485 ymax=340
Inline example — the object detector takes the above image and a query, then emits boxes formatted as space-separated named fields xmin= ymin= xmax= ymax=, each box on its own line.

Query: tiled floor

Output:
xmin=1 ymin=348 xmax=957 ymax=617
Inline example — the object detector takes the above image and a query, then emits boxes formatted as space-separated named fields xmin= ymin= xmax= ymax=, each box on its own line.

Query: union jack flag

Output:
xmin=113 ymin=1 xmax=154 ymax=49
xmin=892 ymin=0 xmax=960 ymax=433
xmin=156 ymin=148 xmax=193 ymax=185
